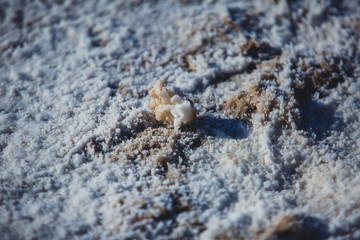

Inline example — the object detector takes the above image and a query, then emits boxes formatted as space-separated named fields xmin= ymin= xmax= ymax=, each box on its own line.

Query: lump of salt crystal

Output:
xmin=148 ymin=80 xmax=196 ymax=129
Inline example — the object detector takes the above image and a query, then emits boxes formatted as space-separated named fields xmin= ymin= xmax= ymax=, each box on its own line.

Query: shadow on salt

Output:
xmin=299 ymin=99 xmax=343 ymax=141
xmin=195 ymin=116 xmax=250 ymax=140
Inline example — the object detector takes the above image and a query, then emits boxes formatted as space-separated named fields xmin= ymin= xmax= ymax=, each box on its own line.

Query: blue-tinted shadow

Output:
xmin=196 ymin=116 xmax=250 ymax=140
xmin=299 ymin=100 xmax=342 ymax=141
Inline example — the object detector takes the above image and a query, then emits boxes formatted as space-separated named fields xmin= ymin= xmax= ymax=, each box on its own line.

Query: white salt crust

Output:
xmin=0 ymin=0 xmax=359 ymax=239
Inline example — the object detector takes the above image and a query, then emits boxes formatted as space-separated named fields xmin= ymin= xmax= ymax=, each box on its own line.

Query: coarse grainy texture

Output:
xmin=0 ymin=0 xmax=360 ymax=239
xmin=148 ymin=80 xmax=197 ymax=128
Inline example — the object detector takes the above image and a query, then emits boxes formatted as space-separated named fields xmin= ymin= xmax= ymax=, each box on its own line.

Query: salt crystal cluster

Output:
xmin=148 ymin=80 xmax=196 ymax=129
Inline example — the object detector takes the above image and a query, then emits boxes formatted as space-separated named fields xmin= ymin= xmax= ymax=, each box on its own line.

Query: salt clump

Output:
xmin=149 ymin=80 xmax=196 ymax=129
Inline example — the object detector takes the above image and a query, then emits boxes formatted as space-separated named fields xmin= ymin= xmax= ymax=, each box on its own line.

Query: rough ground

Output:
xmin=1 ymin=0 xmax=360 ymax=239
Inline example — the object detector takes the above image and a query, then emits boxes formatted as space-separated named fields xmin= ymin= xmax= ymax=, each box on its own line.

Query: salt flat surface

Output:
xmin=1 ymin=0 xmax=360 ymax=239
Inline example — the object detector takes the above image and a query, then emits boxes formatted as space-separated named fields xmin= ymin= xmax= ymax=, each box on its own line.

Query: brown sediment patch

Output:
xmin=240 ymin=39 xmax=281 ymax=59
xmin=112 ymin=127 xmax=200 ymax=175
xmin=263 ymin=215 xmax=300 ymax=239
xmin=258 ymin=214 xmax=329 ymax=240
xmin=107 ymin=189 xmax=196 ymax=237
xmin=224 ymin=53 xmax=350 ymax=129
xmin=223 ymin=87 xmax=259 ymax=121
xmin=312 ymin=61 xmax=345 ymax=89
xmin=113 ymin=128 xmax=180 ymax=167
xmin=260 ymin=73 xmax=277 ymax=81
xmin=292 ymin=54 xmax=348 ymax=100
xmin=223 ymin=79 xmax=299 ymax=128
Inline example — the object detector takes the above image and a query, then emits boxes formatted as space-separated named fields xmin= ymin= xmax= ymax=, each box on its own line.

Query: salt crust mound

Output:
xmin=149 ymin=80 xmax=196 ymax=129
xmin=0 ymin=0 xmax=360 ymax=239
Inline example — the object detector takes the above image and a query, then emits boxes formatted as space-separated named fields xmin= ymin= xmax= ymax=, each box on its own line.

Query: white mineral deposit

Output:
xmin=0 ymin=0 xmax=359 ymax=239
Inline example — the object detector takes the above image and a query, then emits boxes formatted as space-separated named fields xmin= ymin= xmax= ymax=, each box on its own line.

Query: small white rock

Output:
xmin=148 ymin=80 xmax=196 ymax=129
